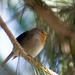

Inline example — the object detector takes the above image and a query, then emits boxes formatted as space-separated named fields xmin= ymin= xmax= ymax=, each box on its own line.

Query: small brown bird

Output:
xmin=1 ymin=28 xmax=47 ymax=66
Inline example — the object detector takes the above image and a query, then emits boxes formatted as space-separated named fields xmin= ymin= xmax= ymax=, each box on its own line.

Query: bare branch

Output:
xmin=0 ymin=17 xmax=58 ymax=75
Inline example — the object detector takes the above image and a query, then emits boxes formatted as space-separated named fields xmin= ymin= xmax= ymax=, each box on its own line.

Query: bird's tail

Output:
xmin=1 ymin=52 xmax=14 ymax=67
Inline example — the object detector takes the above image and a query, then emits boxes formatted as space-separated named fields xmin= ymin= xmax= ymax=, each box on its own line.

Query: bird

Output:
xmin=1 ymin=28 xmax=47 ymax=66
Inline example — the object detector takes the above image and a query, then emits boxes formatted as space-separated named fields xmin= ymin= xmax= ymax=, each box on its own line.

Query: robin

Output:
xmin=1 ymin=28 xmax=47 ymax=66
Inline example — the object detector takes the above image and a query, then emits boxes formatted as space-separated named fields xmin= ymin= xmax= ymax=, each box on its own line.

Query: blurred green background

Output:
xmin=0 ymin=0 xmax=75 ymax=75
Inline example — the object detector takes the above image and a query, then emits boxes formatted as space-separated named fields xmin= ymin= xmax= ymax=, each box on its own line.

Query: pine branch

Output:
xmin=24 ymin=0 xmax=75 ymax=40
xmin=0 ymin=17 xmax=58 ymax=75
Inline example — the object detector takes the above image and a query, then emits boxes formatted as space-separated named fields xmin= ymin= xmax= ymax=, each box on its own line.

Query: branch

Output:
xmin=24 ymin=0 xmax=75 ymax=40
xmin=0 ymin=17 xmax=58 ymax=75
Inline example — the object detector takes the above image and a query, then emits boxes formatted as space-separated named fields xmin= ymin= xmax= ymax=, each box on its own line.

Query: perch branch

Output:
xmin=0 ymin=17 xmax=58 ymax=75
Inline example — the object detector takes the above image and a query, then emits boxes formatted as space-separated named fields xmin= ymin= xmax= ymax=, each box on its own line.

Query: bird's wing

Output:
xmin=16 ymin=31 xmax=28 ymax=43
xmin=16 ymin=31 xmax=34 ymax=43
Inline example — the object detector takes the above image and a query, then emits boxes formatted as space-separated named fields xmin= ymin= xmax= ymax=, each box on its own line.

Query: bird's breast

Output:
xmin=20 ymin=35 xmax=44 ymax=58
